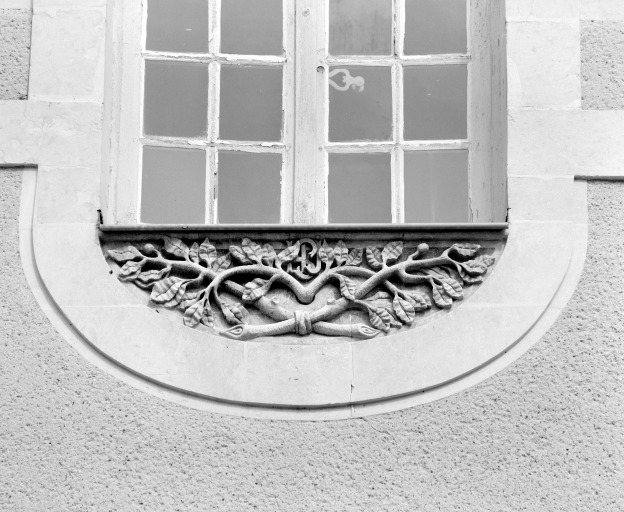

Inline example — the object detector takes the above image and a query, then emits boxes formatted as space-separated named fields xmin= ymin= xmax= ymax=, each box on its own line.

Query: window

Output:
xmin=108 ymin=0 xmax=506 ymax=226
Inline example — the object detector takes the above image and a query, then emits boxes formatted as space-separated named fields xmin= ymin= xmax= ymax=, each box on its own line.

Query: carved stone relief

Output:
xmin=106 ymin=237 xmax=496 ymax=341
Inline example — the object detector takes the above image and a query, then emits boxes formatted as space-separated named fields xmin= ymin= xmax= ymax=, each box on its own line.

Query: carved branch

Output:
xmin=106 ymin=237 xmax=495 ymax=341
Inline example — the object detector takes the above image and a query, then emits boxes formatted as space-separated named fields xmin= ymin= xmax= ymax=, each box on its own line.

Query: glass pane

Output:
xmin=328 ymin=153 xmax=391 ymax=223
xmin=219 ymin=66 xmax=283 ymax=142
xmin=329 ymin=67 xmax=392 ymax=142
xmin=218 ymin=152 xmax=281 ymax=223
xmin=329 ymin=0 xmax=392 ymax=56
xmin=141 ymin=146 xmax=206 ymax=224
xmin=144 ymin=60 xmax=208 ymax=138
xmin=404 ymin=150 xmax=469 ymax=222
xmin=221 ymin=0 xmax=283 ymax=55
xmin=404 ymin=65 xmax=467 ymax=140
xmin=146 ymin=0 xmax=209 ymax=53
xmin=405 ymin=0 xmax=467 ymax=55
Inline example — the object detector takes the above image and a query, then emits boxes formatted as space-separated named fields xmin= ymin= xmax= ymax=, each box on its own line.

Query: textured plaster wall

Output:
xmin=1 ymin=174 xmax=623 ymax=510
xmin=0 ymin=9 xmax=31 ymax=100
xmin=582 ymin=20 xmax=624 ymax=109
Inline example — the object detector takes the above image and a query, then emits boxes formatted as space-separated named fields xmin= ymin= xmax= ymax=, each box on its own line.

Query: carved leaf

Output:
xmin=233 ymin=305 xmax=250 ymax=323
xmin=367 ymin=307 xmax=393 ymax=333
xmin=189 ymin=242 xmax=200 ymax=264
xmin=381 ymin=241 xmax=403 ymax=265
xmin=118 ymin=259 xmax=146 ymax=281
xmin=163 ymin=236 xmax=190 ymax=259
xmin=199 ymin=239 xmax=218 ymax=268
xmin=242 ymin=278 xmax=273 ymax=302
xmin=441 ymin=281 xmax=462 ymax=300
xmin=150 ymin=277 xmax=185 ymax=305
xmin=108 ymin=246 xmax=142 ymax=263
xmin=337 ymin=275 xmax=356 ymax=301
xmin=366 ymin=291 xmax=392 ymax=301
xmin=366 ymin=247 xmax=383 ymax=270
xmin=183 ymin=299 xmax=204 ymax=328
xmin=319 ymin=240 xmax=335 ymax=267
xmin=449 ymin=243 xmax=480 ymax=261
xmin=176 ymin=288 xmax=202 ymax=311
xmin=462 ymin=254 xmax=495 ymax=275
xmin=432 ymin=285 xmax=453 ymax=309
xmin=179 ymin=297 xmax=197 ymax=312
xmin=346 ymin=248 xmax=363 ymax=266
xmin=459 ymin=268 xmax=484 ymax=285
xmin=220 ymin=302 xmax=248 ymax=326
xmin=476 ymin=254 xmax=495 ymax=268
xmin=263 ymin=244 xmax=277 ymax=266
xmin=201 ymin=302 xmax=214 ymax=327
xmin=276 ymin=241 xmax=301 ymax=265
xmin=164 ymin=281 xmax=193 ymax=308
xmin=393 ymin=294 xmax=415 ymax=324
xmin=428 ymin=268 xmax=463 ymax=300
xmin=136 ymin=267 xmax=170 ymax=285
xmin=406 ymin=291 xmax=431 ymax=311
xmin=229 ymin=245 xmax=253 ymax=264
xmin=360 ymin=293 xmax=401 ymax=328
xmin=242 ymin=238 xmax=265 ymax=265
xmin=212 ymin=253 xmax=232 ymax=273
xmin=333 ymin=241 xmax=348 ymax=266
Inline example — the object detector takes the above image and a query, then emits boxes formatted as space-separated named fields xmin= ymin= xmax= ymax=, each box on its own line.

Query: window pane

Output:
xmin=329 ymin=0 xmax=392 ymax=56
xmin=329 ymin=67 xmax=392 ymax=142
xmin=219 ymin=66 xmax=283 ymax=142
xmin=404 ymin=150 xmax=469 ymax=222
xmin=144 ymin=60 xmax=208 ymax=138
xmin=218 ymin=152 xmax=281 ymax=224
xmin=221 ymin=0 xmax=283 ymax=55
xmin=329 ymin=154 xmax=391 ymax=223
xmin=146 ymin=0 xmax=208 ymax=53
xmin=405 ymin=0 xmax=467 ymax=55
xmin=404 ymin=65 xmax=467 ymax=140
xmin=141 ymin=146 xmax=206 ymax=224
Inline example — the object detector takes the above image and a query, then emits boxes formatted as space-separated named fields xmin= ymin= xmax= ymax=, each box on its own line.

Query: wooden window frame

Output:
xmin=103 ymin=0 xmax=506 ymax=226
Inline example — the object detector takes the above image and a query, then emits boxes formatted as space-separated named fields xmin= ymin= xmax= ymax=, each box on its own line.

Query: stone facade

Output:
xmin=1 ymin=2 xmax=624 ymax=510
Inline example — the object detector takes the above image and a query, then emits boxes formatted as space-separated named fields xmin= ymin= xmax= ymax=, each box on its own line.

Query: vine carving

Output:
xmin=107 ymin=237 xmax=495 ymax=341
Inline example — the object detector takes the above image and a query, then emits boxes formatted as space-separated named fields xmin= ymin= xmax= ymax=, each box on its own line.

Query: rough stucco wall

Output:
xmin=582 ymin=20 xmax=624 ymax=109
xmin=0 ymin=9 xmax=31 ymax=100
xmin=1 ymin=171 xmax=623 ymax=510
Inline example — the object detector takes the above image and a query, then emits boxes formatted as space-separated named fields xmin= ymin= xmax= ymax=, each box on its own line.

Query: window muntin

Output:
xmin=124 ymin=0 xmax=504 ymax=226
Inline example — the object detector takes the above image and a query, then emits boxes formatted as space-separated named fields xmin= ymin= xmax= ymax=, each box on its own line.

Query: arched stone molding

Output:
xmin=20 ymin=168 xmax=587 ymax=419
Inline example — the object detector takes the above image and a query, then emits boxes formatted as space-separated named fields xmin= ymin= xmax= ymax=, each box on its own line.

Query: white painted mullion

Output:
xmin=318 ymin=0 xmax=329 ymax=224
xmin=400 ymin=54 xmax=469 ymax=65
xmin=466 ymin=0 xmax=474 ymax=222
xmin=293 ymin=0 xmax=325 ymax=223
xmin=136 ymin=2 xmax=148 ymax=224
xmin=396 ymin=0 xmax=405 ymax=58
xmin=207 ymin=147 xmax=218 ymax=223
xmin=281 ymin=0 xmax=296 ymax=223
xmin=392 ymin=0 xmax=405 ymax=224
xmin=207 ymin=0 xmax=220 ymax=223
xmin=325 ymin=55 xmax=469 ymax=66
xmin=326 ymin=142 xmax=394 ymax=153
xmin=402 ymin=140 xmax=470 ymax=151
xmin=391 ymin=148 xmax=404 ymax=223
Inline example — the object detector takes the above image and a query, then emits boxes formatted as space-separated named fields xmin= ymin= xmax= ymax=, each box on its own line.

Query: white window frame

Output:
xmin=103 ymin=0 xmax=506 ymax=226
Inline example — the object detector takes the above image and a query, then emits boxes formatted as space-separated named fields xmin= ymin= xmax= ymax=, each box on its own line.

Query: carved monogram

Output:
xmin=107 ymin=238 xmax=495 ymax=341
